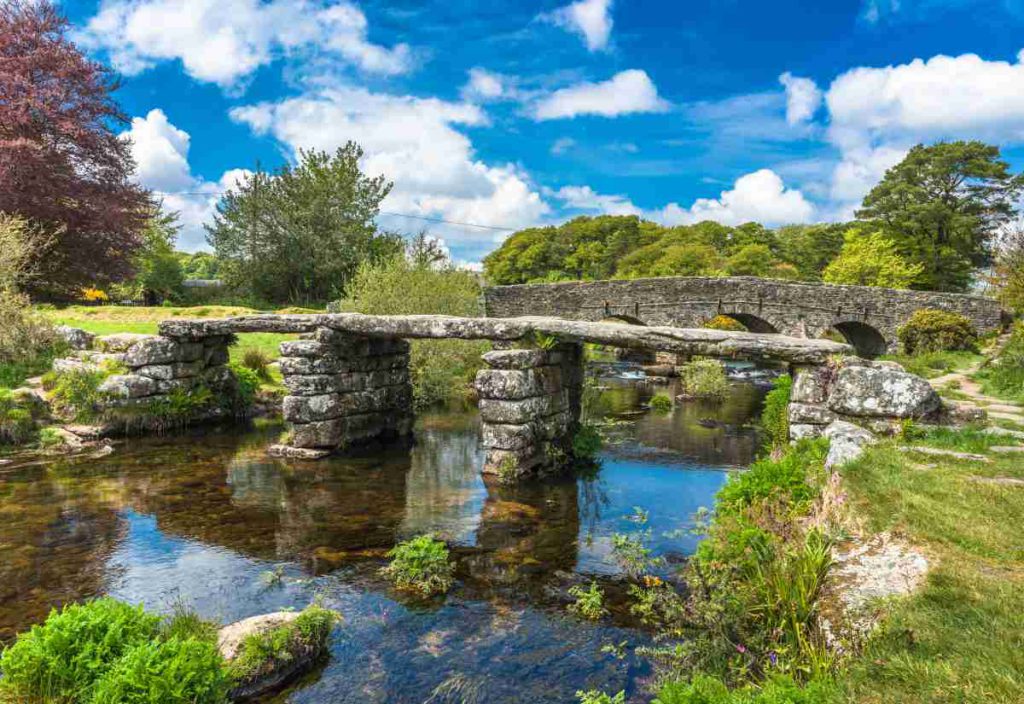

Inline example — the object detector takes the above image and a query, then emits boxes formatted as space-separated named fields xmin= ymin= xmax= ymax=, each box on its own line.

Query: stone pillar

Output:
xmin=475 ymin=342 xmax=584 ymax=480
xmin=97 ymin=334 xmax=237 ymax=429
xmin=274 ymin=328 xmax=413 ymax=458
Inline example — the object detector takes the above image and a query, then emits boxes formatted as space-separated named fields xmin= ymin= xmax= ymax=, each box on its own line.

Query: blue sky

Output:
xmin=64 ymin=0 xmax=1024 ymax=263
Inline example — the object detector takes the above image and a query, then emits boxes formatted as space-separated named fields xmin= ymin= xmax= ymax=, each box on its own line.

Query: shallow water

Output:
xmin=0 ymin=378 xmax=766 ymax=703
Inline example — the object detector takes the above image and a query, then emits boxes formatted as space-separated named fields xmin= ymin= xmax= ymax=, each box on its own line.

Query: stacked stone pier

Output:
xmin=273 ymin=331 xmax=414 ymax=458
xmin=475 ymin=344 xmax=584 ymax=479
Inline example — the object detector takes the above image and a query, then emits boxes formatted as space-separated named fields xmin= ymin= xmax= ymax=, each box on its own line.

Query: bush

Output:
xmin=0 ymin=388 xmax=36 ymax=445
xmin=897 ymin=309 xmax=978 ymax=355
xmin=341 ymin=251 xmax=487 ymax=408
xmin=650 ymin=393 xmax=674 ymax=413
xmin=679 ymin=358 xmax=728 ymax=399
xmin=90 ymin=637 xmax=228 ymax=704
xmin=760 ymin=375 xmax=792 ymax=450
xmin=716 ymin=439 xmax=825 ymax=512
xmin=703 ymin=315 xmax=747 ymax=332
xmin=568 ymin=581 xmax=607 ymax=620
xmin=239 ymin=348 xmax=271 ymax=380
xmin=572 ymin=422 xmax=604 ymax=461
xmin=0 ymin=289 xmax=61 ymax=387
xmin=49 ymin=367 xmax=108 ymax=421
xmin=381 ymin=534 xmax=455 ymax=596
xmin=976 ymin=323 xmax=1024 ymax=402
xmin=0 ymin=598 xmax=162 ymax=701
xmin=228 ymin=364 xmax=262 ymax=411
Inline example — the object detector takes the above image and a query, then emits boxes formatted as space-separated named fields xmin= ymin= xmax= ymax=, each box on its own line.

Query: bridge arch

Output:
xmin=718 ymin=312 xmax=780 ymax=335
xmin=824 ymin=320 xmax=889 ymax=358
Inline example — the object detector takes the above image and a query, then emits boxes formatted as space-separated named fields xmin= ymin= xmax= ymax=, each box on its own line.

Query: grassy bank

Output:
xmin=40 ymin=305 xmax=300 ymax=365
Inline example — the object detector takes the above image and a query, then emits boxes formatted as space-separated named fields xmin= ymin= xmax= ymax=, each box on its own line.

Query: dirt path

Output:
xmin=930 ymin=334 xmax=1024 ymax=425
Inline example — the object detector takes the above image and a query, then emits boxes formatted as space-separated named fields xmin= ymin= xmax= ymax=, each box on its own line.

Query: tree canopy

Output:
xmin=0 ymin=0 xmax=150 ymax=295
xmin=206 ymin=143 xmax=400 ymax=305
xmin=822 ymin=230 xmax=923 ymax=289
xmin=857 ymin=141 xmax=1024 ymax=292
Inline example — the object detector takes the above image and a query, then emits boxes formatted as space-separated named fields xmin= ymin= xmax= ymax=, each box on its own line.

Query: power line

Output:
xmin=160 ymin=191 xmax=519 ymax=232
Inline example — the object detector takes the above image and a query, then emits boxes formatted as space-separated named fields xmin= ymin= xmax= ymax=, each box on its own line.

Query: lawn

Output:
xmin=836 ymin=428 xmax=1024 ymax=703
xmin=40 ymin=305 xmax=301 ymax=362
xmin=878 ymin=350 xmax=983 ymax=379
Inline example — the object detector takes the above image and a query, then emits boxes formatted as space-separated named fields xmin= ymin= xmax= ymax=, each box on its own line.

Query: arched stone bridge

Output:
xmin=482 ymin=276 xmax=1007 ymax=356
xmin=150 ymin=313 xmax=848 ymax=475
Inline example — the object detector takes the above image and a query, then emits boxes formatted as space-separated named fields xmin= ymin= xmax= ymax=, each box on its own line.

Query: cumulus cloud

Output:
xmin=531 ymin=70 xmax=668 ymax=120
xmin=461 ymin=67 xmax=509 ymax=102
xmin=821 ymin=49 xmax=1024 ymax=204
xmin=540 ymin=0 xmax=613 ymax=52
xmin=779 ymin=72 xmax=822 ymax=126
xmin=121 ymin=109 xmax=248 ymax=250
xmin=550 ymin=185 xmax=642 ymax=215
xmin=230 ymin=86 xmax=549 ymax=260
xmin=77 ymin=0 xmax=411 ymax=90
xmin=656 ymin=169 xmax=815 ymax=227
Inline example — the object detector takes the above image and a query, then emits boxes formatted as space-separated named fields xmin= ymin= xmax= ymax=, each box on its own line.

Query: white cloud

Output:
xmin=540 ymin=0 xmax=613 ymax=52
xmin=778 ymin=72 xmax=822 ymax=126
xmin=77 ymin=0 xmax=411 ymax=90
xmin=820 ymin=49 xmax=1024 ymax=206
xmin=550 ymin=185 xmax=642 ymax=215
xmin=461 ymin=68 xmax=508 ymax=102
xmin=656 ymin=169 xmax=815 ymax=227
xmin=121 ymin=109 xmax=248 ymax=251
xmin=230 ymin=86 xmax=549 ymax=258
xmin=122 ymin=109 xmax=194 ymax=192
xmin=531 ymin=69 xmax=668 ymax=120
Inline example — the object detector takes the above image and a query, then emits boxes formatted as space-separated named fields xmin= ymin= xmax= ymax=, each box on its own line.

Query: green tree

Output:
xmin=649 ymin=243 xmax=720 ymax=277
xmin=724 ymin=243 xmax=776 ymax=276
xmin=822 ymin=229 xmax=923 ymax=288
xmin=177 ymin=252 xmax=220 ymax=280
xmin=992 ymin=222 xmax=1024 ymax=313
xmin=137 ymin=210 xmax=184 ymax=301
xmin=206 ymin=142 xmax=399 ymax=304
xmin=856 ymin=141 xmax=1024 ymax=292
xmin=775 ymin=223 xmax=848 ymax=280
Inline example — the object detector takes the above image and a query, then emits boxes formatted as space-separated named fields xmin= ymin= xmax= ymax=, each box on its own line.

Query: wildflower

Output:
xmin=769 ymin=652 xmax=778 ymax=666
xmin=642 ymin=575 xmax=663 ymax=587
xmin=736 ymin=643 xmax=747 ymax=654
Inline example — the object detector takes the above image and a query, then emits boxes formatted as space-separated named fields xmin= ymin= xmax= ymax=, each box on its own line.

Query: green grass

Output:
xmin=42 ymin=307 xmax=296 ymax=362
xmin=836 ymin=431 xmax=1024 ymax=703
xmin=878 ymin=350 xmax=983 ymax=379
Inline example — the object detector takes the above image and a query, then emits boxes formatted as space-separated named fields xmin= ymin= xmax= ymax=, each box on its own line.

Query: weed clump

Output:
xmin=567 ymin=581 xmax=607 ymax=621
xmin=678 ymin=358 xmax=728 ymax=400
xmin=381 ymin=534 xmax=456 ymax=596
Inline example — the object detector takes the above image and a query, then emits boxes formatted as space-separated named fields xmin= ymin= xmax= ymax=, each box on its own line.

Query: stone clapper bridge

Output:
xmin=155 ymin=312 xmax=852 ymax=475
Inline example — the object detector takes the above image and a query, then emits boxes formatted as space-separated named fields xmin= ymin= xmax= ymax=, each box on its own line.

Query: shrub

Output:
xmin=239 ymin=348 xmax=271 ymax=380
xmin=760 ymin=375 xmax=792 ymax=450
xmin=568 ymin=581 xmax=607 ymax=620
xmin=716 ymin=440 xmax=824 ymax=512
xmin=228 ymin=364 xmax=261 ymax=412
xmin=0 ymin=388 xmax=36 ymax=445
xmin=381 ymin=534 xmax=456 ymax=596
xmin=37 ymin=426 xmax=63 ymax=449
xmin=703 ymin=315 xmax=747 ymax=332
xmin=650 ymin=393 xmax=674 ymax=413
xmin=679 ymin=358 xmax=728 ymax=399
xmin=341 ymin=251 xmax=487 ymax=408
xmin=90 ymin=637 xmax=229 ymax=704
xmin=0 ymin=289 xmax=62 ymax=387
xmin=49 ymin=367 xmax=107 ymax=421
xmin=0 ymin=598 xmax=161 ymax=701
xmin=897 ymin=309 xmax=978 ymax=355
xmin=572 ymin=422 xmax=604 ymax=461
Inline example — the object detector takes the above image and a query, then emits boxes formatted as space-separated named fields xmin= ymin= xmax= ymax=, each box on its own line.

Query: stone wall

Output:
xmin=474 ymin=343 xmax=584 ymax=479
xmin=275 ymin=329 xmax=414 ymax=456
xmin=483 ymin=276 xmax=1006 ymax=355
xmin=96 ymin=334 xmax=237 ymax=428
xmin=788 ymin=357 xmax=945 ymax=438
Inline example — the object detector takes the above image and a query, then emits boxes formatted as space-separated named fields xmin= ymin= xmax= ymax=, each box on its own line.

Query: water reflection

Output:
xmin=0 ymin=378 xmax=768 ymax=702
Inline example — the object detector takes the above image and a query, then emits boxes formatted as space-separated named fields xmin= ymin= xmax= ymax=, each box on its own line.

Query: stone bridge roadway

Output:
xmin=158 ymin=313 xmax=849 ymax=473
xmin=482 ymin=276 xmax=1008 ymax=357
